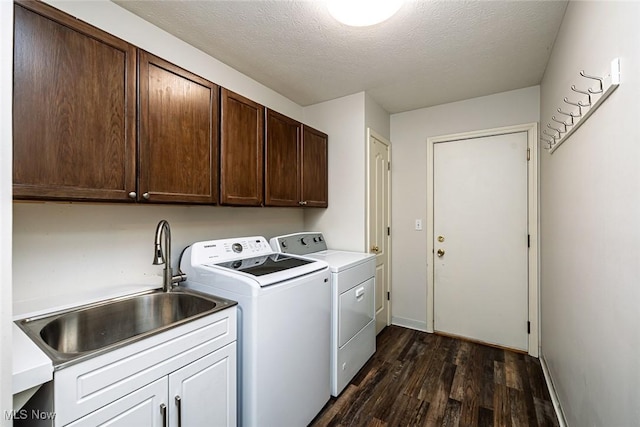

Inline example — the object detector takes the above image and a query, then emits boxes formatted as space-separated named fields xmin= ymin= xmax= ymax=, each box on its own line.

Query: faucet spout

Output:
xmin=153 ymin=220 xmax=187 ymax=292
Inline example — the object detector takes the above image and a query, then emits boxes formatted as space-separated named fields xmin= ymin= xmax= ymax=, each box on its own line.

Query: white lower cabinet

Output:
xmin=51 ymin=307 xmax=237 ymax=427
xmin=169 ymin=343 xmax=237 ymax=427
xmin=66 ymin=378 xmax=168 ymax=427
xmin=67 ymin=343 xmax=237 ymax=427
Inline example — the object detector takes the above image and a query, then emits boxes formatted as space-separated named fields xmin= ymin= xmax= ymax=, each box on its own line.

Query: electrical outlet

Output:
xmin=415 ymin=219 xmax=423 ymax=231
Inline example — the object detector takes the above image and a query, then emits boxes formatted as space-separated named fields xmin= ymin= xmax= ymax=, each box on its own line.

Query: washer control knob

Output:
xmin=301 ymin=237 xmax=308 ymax=246
xmin=232 ymin=243 xmax=243 ymax=253
xmin=281 ymin=241 xmax=287 ymax=248
xmin=313 ymin=237 xmax=318 ymax=243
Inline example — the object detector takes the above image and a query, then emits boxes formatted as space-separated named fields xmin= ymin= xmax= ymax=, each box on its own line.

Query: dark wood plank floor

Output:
xmin=310 ymin=326 xmax=559 ymax=427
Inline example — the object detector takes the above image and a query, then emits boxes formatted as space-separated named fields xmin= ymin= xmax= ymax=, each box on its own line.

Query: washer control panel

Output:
xmin=189 ymin=236 xmax=272 ymax=264
xmin=270 ymin=232 xmax=328 ymax=255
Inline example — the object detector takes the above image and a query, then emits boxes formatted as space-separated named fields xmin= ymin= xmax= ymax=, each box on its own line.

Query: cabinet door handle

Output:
xmin=175 ymin=396 xmax=182 ymax=427
xmin=298 ymin=200 xmax=308 ymax=206
xmin=355 ymin=286 xmax=365 ymax=299
xmin=128 ymin=191 xmax=137 ymax=199
xmin=143 ymin=192 xmax=150 ymax=200
xmin=160 ymin=403 xmax=167 ymax=427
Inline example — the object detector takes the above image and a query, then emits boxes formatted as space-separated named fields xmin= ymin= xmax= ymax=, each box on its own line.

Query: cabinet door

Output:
xmin=138 ymin=51 xmax=219 ymax=204
xmin=301 ymin=126 xmax=328 ymax=207
xmin=220 ymin=89 xmax=264 ymax=206
xmin=169 ymin=343 xmax=237 ymax=427
xmin=66 ymin=378 xmax=168 ymax=427
xmin=265 ymin=109 xmax=301 ymax=206
xmin=13 ymin=2 xmax=137 ymax=201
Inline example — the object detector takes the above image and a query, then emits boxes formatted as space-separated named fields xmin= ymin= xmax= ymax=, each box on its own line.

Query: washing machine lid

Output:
xmin=208 ymin=253 xmax=326 ymax=286
xmin=306 ymin=250 xmax=375 ymax=273
xmin=185 ymin=237 xmax=327 ymax=287
xmin=214 ymin=253 xmax=313 ymax=276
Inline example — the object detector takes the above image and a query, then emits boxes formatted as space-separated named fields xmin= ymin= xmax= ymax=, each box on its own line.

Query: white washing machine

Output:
xmin=270 ymin=232 xmax=376 ymax=397
xmin=180 ymin=236 xmax=330 ymax=427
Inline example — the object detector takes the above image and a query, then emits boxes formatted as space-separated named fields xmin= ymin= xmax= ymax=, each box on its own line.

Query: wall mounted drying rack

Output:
xmin=542 ymin=58 xmax=621 ymax=154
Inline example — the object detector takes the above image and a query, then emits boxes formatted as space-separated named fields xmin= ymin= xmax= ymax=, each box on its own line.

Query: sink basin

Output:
xmin=40 ymin=292 xmax=216 ymax=353
xmin=17 ymin=288 xmax=236 ymax=369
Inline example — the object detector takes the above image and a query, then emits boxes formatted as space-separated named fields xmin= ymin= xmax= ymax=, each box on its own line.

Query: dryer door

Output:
xmin=338 ymin=277 xmax=375 ymax=347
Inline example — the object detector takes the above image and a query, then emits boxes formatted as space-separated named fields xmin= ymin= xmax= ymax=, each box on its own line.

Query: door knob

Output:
xmin=437 ymin=249 xmax=445 ymax=257
xmin=371 ymin=245 xmax=380 ymax=253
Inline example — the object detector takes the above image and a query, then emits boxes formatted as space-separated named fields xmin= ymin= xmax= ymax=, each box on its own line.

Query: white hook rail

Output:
xmin=546 ymin=58 xmax=621 ymax=154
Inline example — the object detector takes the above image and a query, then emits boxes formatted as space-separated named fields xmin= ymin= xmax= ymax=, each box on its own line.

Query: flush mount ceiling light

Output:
xmin=327 ymin=0 xmax=404 ymax=27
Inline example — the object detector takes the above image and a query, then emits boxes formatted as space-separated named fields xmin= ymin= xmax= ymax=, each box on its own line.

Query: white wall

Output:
xmin=12 ymin=1 xmax=308 ymax=315
xmin=365 ymin=93 xmax=391 ymax=141
xmin=539 ymin=2 xmax=640 ymax=425
xmin=389 ymin=86 xmax=539 ymax=330
xmin=0 ymin=0 xmax=13 ymax=422
xmin=302 ymin=93 xmax=390 ymax=252
xmin=13 ymin=204 xmax=304 ymax=315
xmin=303 ymin=93 xmax=368 ymax=252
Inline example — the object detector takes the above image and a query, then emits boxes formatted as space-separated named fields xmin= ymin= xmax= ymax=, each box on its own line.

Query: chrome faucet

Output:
xmin=153 ymin=220 xmax=186 ymax=292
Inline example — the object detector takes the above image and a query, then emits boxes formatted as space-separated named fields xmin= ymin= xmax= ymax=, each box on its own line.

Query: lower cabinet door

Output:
xmin=169 ymin=342 xmax=237 ymax=427
xmin=66 ymin=378 xmax=168 ymax=427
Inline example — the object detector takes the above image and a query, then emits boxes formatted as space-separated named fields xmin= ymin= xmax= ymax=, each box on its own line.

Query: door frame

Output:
xmin=365 ymin=128 xmax=392 ymax=331
xmin=426 ymin=123 xmax=539 ymax=357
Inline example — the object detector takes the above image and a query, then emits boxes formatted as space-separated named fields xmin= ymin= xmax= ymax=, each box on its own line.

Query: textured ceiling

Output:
xmin=114 ymin=0 xmax=568 ymax=114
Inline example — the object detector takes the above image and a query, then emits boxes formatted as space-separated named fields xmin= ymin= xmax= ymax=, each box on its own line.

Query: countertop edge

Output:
xmin=12 ymin=323 xmax=53 ymax=394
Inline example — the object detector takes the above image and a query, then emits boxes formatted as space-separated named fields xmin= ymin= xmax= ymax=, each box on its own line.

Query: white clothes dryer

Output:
xmin=180 ymin=236 xmax=330 ymax=427
xmin=270 ymin=232 xmax=376 ymax=397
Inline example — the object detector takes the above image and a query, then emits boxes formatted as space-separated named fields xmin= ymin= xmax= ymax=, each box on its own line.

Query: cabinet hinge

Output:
xmin=527 ymin=148 xmax=531 ymax=161
xmin=387 ymin=161 xmax=390 ymax=171
xmin=527 ymin=234 xmax=530 ymax=248
xmin=387 ymin=226 xmax=390 ymax=236
xmin=387 ymin=291 xmax=390 ymax=301
xmin=527 ymin=321 xmax=531 ymax=334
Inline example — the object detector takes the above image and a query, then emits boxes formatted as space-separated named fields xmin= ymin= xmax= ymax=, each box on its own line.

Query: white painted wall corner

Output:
xmin=540 ymin=353 xmax=568 ymax=427
xmin=391 ymin=316 xmax=428 ymax=332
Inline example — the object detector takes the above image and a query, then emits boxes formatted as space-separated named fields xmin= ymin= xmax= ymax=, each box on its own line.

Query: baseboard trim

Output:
xmin=391 ymin=316 xmax=428 ymax=332
xmin=540 ymin=352 xmax=568 ymax=427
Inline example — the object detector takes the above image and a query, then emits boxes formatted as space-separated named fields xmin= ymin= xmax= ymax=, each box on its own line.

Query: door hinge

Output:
xmin=527 ymin=321 xmax=531 ymax=334
xmin=527 ymin=148 xmax=531 ymax=161
xmin=387 ymin=226 xmax=391 ymax=236
xmin=527 ymin=234 xmax=530 ymax=248
xmin=387 ymin=161 xmax=390 ymax=171
xmin=387 ymin=291 xmax=390 ymax=301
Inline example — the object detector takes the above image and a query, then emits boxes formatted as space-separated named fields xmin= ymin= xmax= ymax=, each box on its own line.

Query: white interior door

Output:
xmin=368 ymin=130 xmax=390 ymax=334
xmin=433 ymin=132 xmax=529 ymax=351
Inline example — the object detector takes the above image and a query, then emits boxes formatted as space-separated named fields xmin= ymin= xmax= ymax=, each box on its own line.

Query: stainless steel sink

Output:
xmin=17 ymin=288 xmax=236 ymax=369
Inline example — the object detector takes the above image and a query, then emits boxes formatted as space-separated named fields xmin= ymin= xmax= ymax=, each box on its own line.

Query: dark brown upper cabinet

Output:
xmin=264 ymin=109 xmax=302 ymax=207
xmin=13 ymin=1 xmax=137 ymax=201
xmin=301 ymin=126 xmax=328 ymax=208
xmin=138 ymin=51 xmax=219 ymax=204
xmin=13 ymin=1 xmax=326 ymax=209
xmin=265 ymin=110 xmax=329 ymax=207
xmin=219 ymin=88 xmax=265 ymax=206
